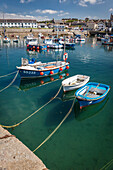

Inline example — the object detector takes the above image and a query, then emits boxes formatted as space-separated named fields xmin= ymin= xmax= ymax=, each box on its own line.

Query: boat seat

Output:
xmin=89 ymin=87 xmax=106 ymax=95
xmin=87 ymin=93 xmax=100 ymax=98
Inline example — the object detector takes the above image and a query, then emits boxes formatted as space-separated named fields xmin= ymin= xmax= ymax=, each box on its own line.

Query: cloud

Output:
xmin=109 ymin=8 xmax=113 ymax=12
xmin=0 ymin=12 xmax=36 ymax=19
xmin=20 ymin=0 xmax=34 ymax=4
xmin=35 ymin=9 xmax=59 ymax=14
xmin=58 ymin=12 xmax=69 ymax=16
xmin=42 ymin=10 xmax=58 ymax=14
xmin=78 ymin=0 xmax=104 ymax=7
xmin=35 ymin=9 xmax=58 ymax=14
xmin=59 ymin=0 xmax=67 ymax=3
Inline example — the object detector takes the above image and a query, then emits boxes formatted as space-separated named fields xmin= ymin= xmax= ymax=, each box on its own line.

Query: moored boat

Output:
xmin=3 ymin=36 xmax=10 ymax=43
xmin=17 ymin=53 xmax=69 ymax=78
xmin=62 ymin=74 xmax=90 ymax=92
xmin=75 ymin=82 xmax=110 ymax=109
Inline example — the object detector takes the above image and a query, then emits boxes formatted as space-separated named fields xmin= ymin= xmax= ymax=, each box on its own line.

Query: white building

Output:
xmin=97 ymin=22 xmax=106 ymax=31
xmin=0 ymin=19 xmax=37 ymax=28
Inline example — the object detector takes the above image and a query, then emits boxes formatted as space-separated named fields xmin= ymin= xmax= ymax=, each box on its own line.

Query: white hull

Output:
xmin=62 ymin=74 xmax=90 ymax=92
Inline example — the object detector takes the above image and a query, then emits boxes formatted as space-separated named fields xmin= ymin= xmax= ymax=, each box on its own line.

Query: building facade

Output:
xmin=0 ymin=19 xmax=37 ymax=28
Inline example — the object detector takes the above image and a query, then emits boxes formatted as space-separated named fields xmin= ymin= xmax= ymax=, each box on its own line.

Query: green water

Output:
xmin=0 ymin=38 xmax=113 ymax=170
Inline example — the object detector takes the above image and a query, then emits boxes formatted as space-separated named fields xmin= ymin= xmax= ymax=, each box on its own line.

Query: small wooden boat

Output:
xmin=62 ymin=74 xmax=90 ymax=92
xmin=17 ymin=53 xmax=69 ymax=78
xmin=75 ymin=82 xmax=110 ymax=109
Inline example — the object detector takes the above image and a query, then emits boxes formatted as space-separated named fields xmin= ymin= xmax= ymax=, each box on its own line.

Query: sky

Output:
xmin=0 ymin=0 xmax=113 ymax=21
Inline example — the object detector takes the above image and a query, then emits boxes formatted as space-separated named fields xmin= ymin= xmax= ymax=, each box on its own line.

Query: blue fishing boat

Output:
xmin=17 ymin=53 xmax=69 ymax=79
xmin=75 ymin=82 xmax=110 ymax=109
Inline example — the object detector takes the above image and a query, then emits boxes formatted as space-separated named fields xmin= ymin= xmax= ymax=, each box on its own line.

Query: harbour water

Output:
xmin=0 ymin=38 xmax=113 ymax=170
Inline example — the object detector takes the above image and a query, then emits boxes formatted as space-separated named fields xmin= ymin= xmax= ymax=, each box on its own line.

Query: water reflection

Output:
xmin=19 ymin=71 xmax=69 ymax=91
xmin=0 ymin=39 xmax=26 ymax=48
xmin=61 ymin=89 xmax=76 ymax=102
xmin=74 ymin=97 xmax=108 ymax=121
xmin=102 ymin=45 xmax=113 ymax=52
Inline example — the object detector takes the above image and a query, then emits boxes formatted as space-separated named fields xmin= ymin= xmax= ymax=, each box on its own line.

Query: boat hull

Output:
xmin=75 ymin=82 xmax=110 ymax=109
xmin=18 ymin=64 xmax=69 ymax=78
xmin=62 ymin=75 xmax=90 ymax=92
xmin=77 ymin=94 xmax=107 ymax=109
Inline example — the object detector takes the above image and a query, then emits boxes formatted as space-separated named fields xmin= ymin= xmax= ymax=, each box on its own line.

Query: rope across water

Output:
xmin=0 ymin=71 xmax=18 ymax=78
xmin=33 ymin=98 xmax=75 ymax=153
xmin=0 ymin=84 xmax=63 ymax=129
xmin=0 ymin=71 xmax=19 ymax=93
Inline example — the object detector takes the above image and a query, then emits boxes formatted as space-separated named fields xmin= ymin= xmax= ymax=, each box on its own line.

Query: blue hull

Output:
xmin=19 ymin=65 xmax=69 ymax=78
xmin=78 ymin=94 xmax=107 ymax=109
xmin=75 ymin=82 xmax=110 ymax=109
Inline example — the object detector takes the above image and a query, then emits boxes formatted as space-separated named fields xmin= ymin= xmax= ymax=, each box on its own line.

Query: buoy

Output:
xmin=59 ymin=67 xmax=63 ymax=71
xmin=33 ymin=46 xmax=35 ymax=48
xmin=37 ymin=46 xmax=39 ymax=49
xmin=50 ymin=71 xmax=54 ymax=74
xmin=40 ymin=72 xmax=44 ymax=75
xmin=40 ymin=80 xmax=44 ymax=84
xmin=27 ymin=45 xmax=29 ymax=47
xmin=66 ymin=66 xmax=69 ymax=69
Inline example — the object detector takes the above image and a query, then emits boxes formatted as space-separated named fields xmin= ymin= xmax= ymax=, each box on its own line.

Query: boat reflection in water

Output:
xmin=74 ymin=96 xmax=109 ymax=121
xmin=61 ymin=89 xmax=77 ymax=102
xmin=19 ymin=71 xmax=69 ymax=91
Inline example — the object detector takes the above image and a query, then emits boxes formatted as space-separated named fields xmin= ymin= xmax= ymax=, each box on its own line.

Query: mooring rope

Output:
xmin=33 ymin=98 xmax=75 ymax=153
xmin=0 ymin=84 xmax=63 ymax=129
xmin=100 ymin=159 xmax=113 ymax=170
xmin=0 ymin=71 xmax=19 ymax=93
xmin=0 ymin=71 xmax=17 ymax=78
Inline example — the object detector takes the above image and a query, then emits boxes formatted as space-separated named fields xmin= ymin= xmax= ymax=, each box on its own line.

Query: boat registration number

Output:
xmin=23 ymin=70 xmax=36 ymax=74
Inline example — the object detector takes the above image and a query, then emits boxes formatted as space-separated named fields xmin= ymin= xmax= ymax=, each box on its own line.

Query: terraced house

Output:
xmin=0 ymin=19 xmax=37 ymax=28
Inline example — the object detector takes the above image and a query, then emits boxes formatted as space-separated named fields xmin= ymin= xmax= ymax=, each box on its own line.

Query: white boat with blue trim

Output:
xmin=75 ymin=82 xmax=110 ymax=109
xmin=17 ymin=53 xmax=69 ymax=79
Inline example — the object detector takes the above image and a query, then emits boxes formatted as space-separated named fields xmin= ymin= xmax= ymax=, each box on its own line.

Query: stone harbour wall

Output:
xmin=0 ymin=126 xmax=47 ymax=170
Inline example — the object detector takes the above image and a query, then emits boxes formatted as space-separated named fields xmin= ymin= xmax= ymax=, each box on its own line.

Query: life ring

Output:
xmin=63 ymin=53 xmax=68 ymax=61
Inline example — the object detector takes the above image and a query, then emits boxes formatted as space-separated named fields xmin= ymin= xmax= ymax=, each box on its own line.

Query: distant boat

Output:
xmin=102 ymin=35 xmax=113 ymax=46
xmin=75 ymin=82 xmax=110 ymax=109
xmin=75 ymin=35 xmax=85 ymax=43
xmin=3 ymin=36 xmax=10 ymax=43
xmin=17 ymin=53 xmax=69 ymax=79
xmin=44 ymin=39 xmax=63 ymax=49
xmin=13 ymin=35 xmax=20 ymax=43
xmin=26 ymin=38 xmax=38 ymax=45
xmin=62 ymin=74 xmax=90 ymax=92
xmin=59 ymin=39 xmax=75 ymax=49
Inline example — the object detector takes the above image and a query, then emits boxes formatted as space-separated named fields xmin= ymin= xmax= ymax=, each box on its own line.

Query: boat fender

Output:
xmin=66 ymin=66 xmax=69 ymax=69
xmin=59 ymin=67 xmax=63 ymax=71
xmin=40 ymin=72 xmax=44 ymax=75
xmin=50 ymin=71 xmax=54 ymax=74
